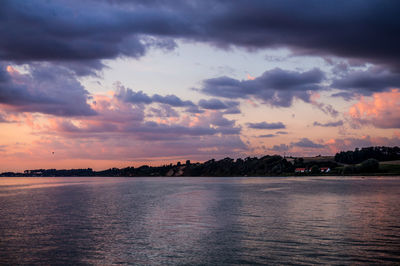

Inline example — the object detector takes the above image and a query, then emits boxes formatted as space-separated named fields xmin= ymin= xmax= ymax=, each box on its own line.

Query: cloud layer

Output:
xmin=201 ymin=68 xmax=325 ymax=107
xmin=2 ymin=0 xmax=400 ymax=72
xmin=349 ymin=89 xmax=400 ymax=128
xmin=0 ymin=64 xmax=95 ymax=116
xmin=247 ymin=121 xmax=286 ymax=130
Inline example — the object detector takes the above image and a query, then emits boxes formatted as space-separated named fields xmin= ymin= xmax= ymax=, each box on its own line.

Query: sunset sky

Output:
xmin=1 ymin=0 xmax=400 ymax=172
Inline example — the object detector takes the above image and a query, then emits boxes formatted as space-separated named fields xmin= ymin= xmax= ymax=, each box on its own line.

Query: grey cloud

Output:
xmin=331 ymin=92 xmax=355 ymax=101
xmin=311 ymin=102 xmax=339 ymax=118
xmin=2 ymin=0 xmax=400 ymax=74
xmin=185 ymin=105 xmax=205 ymax=114
xmin=0 ymin=63 xmax=96 ymax=116
xmin=116 ymin=87 xmax=194 ymax=107
xmin=152 ymin=94 xmax=194 ymax=107
xmin=201 ymin=68 xmax=325 ymax=107
xmin=117 ymin=88 xmax=242 ymax=114
xmin=198 ymin=98 xmax=241 ymax=114
xmin=116 ymin=89 xmax=152 ymax=104
xmin=332 ymin=67 xmax=400 ymax=96
xmin=199 ymin=98 xmax=236 ymax=110
xmin=148 ymin=105 xmax=179 ymax=118
xmin=313 ymin=120 xmax=343 ymax=127
xmin=247 ymin=121 xmax=286 ymax=130
xmin=291 ymin=138 xmax=325 ymax=148
xmin=259 ymin=134 xmax=275 ymax=138
xmin=223 ymin=106 xmax=241 ymax=114
xmin=271 ymin=144 xmax=289 ymax=152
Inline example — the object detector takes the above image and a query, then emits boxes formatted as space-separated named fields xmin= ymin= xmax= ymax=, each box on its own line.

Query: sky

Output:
xmin=1 ymin=0 xmax=400 ymax=172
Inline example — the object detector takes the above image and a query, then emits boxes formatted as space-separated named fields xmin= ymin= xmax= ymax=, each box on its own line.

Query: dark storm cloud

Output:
xmin=0 ymin=64 xmax=95 ymax=116
xmin=332 ymin=67 xmax=400 ymax=96
xmin=313 ymin=120 xmax=343 ymax=127
xmin=291 ymin=138 xmax=325 ymax=148
xmin=201 ymin=68 xmax=325 ymax=107
xmin=1 ymin=0 xmax=400 ymax=73
xmin=247 ymin=121 xmax=286 ymax=130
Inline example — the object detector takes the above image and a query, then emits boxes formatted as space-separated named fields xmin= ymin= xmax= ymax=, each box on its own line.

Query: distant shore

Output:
xmin=2 ymin=146 xmax=400 ymax=177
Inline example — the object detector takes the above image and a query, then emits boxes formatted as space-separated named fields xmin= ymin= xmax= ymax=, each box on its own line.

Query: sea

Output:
xmin=0 ymin=176 xmax=399 ymax=265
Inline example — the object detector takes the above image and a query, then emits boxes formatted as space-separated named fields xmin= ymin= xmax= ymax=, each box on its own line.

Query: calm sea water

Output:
xmin=0 ymin=176 xmax=399 ymax=265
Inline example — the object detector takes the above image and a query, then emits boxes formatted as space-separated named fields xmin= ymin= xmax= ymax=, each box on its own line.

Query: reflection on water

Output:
xmin=0 ymin=176 xmax=399 ymax=264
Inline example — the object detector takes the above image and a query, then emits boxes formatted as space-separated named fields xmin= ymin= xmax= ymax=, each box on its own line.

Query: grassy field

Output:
xmin=379 ymin=161 xmax=400 ymax=175
xmin=380 ymin=160 xmax=400 ymax=165
xmin=314 ymin=159 xmax=400 ymax=175
xmin=301 ymin=156 xmax=335 ymax=162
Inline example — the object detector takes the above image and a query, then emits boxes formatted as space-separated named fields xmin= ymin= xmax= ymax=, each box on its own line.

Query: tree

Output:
xmin=311 ymin=165 xmax=320 ymax=174
xmin=359 ymin=158 xmax=379 ymax=173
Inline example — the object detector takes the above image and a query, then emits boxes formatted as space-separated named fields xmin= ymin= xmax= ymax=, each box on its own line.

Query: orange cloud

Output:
xmin=6 ymin=65 xmax=18 ymax=75
xmin=247 ymin=73 xmax=256 ymax=80
xmin=349 ymin=89 xmax=400 ymax=128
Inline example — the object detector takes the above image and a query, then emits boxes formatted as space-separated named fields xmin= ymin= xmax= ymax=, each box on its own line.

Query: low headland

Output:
xmin=1 ymin=146 xmax=400 ymax=177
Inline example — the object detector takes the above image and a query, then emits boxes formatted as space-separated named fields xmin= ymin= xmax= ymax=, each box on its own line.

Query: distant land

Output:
xmin=1 ymin=146 xmax=400 ymax=177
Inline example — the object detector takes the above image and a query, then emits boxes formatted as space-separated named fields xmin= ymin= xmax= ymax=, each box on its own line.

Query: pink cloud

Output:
xmin=349 ymin=89 xmax=400 ymax=128
xmin=23 ymin=90 xmax=247 ymax=168
xmin=325 ymin=135 xmax=400 ymax=153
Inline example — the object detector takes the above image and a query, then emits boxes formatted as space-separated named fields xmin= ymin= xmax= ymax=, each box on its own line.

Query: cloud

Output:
xmin=259 ymin=134 xmax=275 ymax=138
xmin=198 ymin=98 xmax=238 ymax=110
xmin=332 ymin=67 xmax=400 ymax=96
xmin=349 ymin=89 xmax=400 ymax=128
xmin=313 ymin=120 xmax=343 ymax=127
xmin=291 ymin=138 xmax=325 ymax=148
xmin=247 ymin=121 xmax=286 ymax=130
xmin=33 ymin=91 xmax=247 ymax=161
xmin=0 ymin=113 xmax=10 ymax=123
xmin=198 ymin=99 xmax=241 ymax=114
xmin=184 ymin=105 xmax=205 ymax=114
xmin=326 ymin=135 xmax=400 ymax=154
xmin=20 ymin=133 xmax=248 ymax=163
xmin=201 ymin=68 xmax=325 ymax=107
xmin=44 ymin=92 xmax=242 ymax=141
xmin=148 ymin=105 xmax=179 ymax=118
xmin=2 ymin=0 xmax=400 ymax=72
xmin=116 ymin=89 xmax=152 ymax=104
xmin=152 ymin=94 xmax=194 ymax=107
xmin=116 ymin=87 xmax=195 ymax=107
xmin=0 ymin=63 xmax=95 ymax=116
xmin=0 ymin=1 xmax=177 ymax=74
xmin=331 ymin=91 xmax=355 ymax=101
xmin=116 ymin=87 xmax=243 ymax=115
xmin=276 ymin=131 xmax=288 ymax=135
xmin=309 ymin=92 xmax=339 ymax=117
xmin=271 ymin=144 xmax=289 ymax=152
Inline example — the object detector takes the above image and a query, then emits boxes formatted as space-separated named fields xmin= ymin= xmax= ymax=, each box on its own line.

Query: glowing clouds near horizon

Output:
xmin=349 ymin=89 xmax=400 ymax=129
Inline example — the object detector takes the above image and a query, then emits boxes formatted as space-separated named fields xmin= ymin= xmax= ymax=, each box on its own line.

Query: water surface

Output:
xmin=0 ymin=176 xmax=399 ymax=265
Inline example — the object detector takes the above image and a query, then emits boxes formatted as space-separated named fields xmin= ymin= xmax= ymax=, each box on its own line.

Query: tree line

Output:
xmin=1 ymin=146 xmax=399 ymax=177
xmin=334 ymin=146 xmax=400 ymax=164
